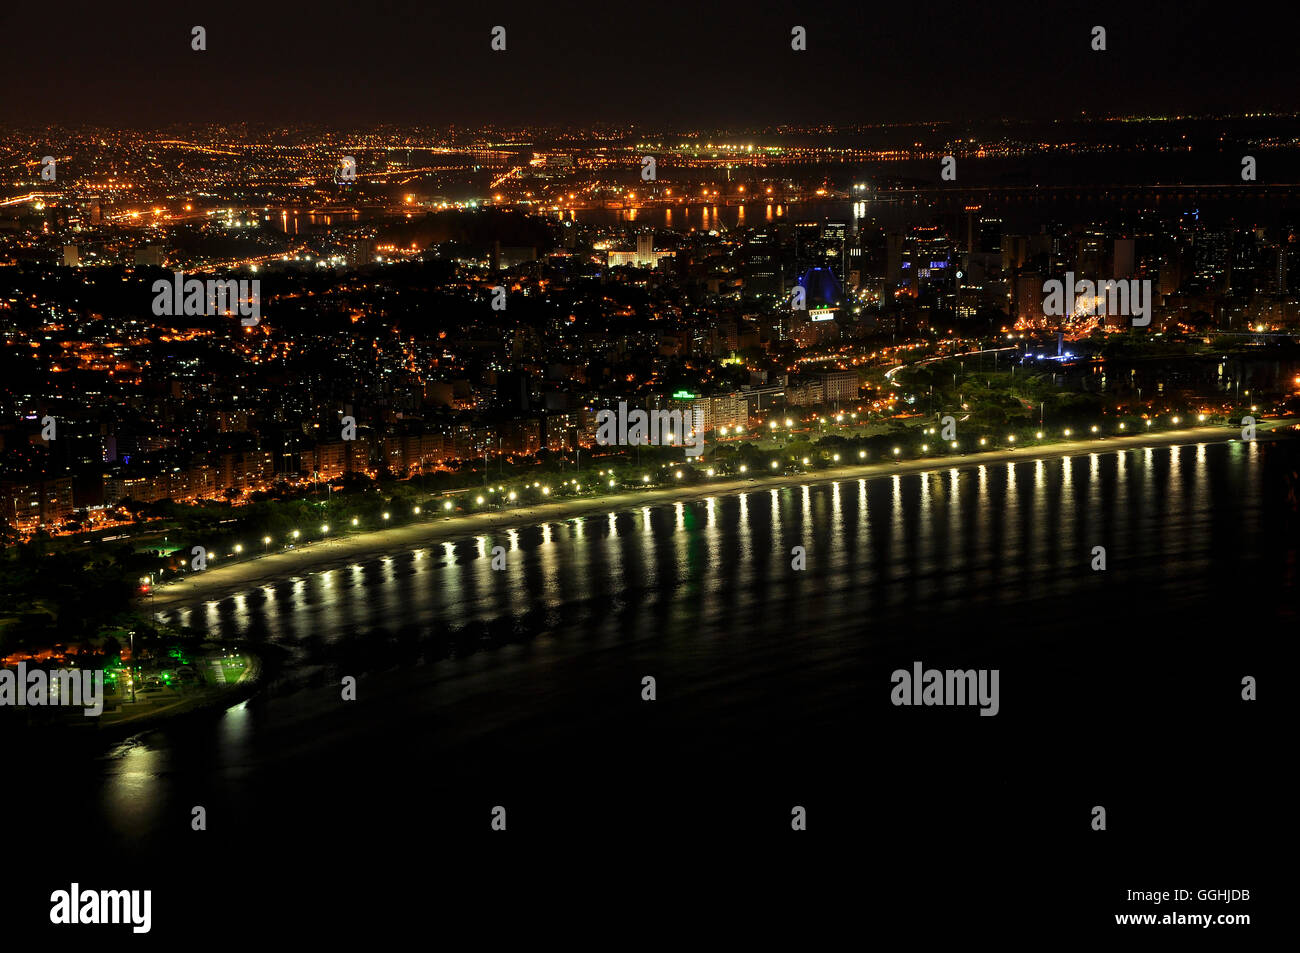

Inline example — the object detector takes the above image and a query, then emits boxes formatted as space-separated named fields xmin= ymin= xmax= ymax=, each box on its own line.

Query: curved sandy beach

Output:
xmin=147 ymin=421 xmax=1295 ymax=612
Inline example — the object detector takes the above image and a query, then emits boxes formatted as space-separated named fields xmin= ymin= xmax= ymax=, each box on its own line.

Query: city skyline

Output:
xmin=4 ymin=112 xmax=1300 ymax=542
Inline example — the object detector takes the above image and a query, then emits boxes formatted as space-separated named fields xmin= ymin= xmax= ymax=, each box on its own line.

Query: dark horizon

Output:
xmin=4 ymin=0 xmax=1299 ymax=127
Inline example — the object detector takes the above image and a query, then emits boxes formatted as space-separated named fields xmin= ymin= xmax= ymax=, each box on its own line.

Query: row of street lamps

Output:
xmin=209 ymin=412 xmax=1230 ymax=558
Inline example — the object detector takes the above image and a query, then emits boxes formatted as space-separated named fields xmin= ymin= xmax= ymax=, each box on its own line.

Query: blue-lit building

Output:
xmin=796 ymin=266 xmax=842 ymax=306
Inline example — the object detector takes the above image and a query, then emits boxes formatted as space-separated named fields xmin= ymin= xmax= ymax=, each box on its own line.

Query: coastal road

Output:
xmin=148 ymin=420 xmax=1296 ymax=612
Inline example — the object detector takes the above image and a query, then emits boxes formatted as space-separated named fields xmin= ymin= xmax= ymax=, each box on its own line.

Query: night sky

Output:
xmin=2 ymin=0 xmax=1298 ymax=126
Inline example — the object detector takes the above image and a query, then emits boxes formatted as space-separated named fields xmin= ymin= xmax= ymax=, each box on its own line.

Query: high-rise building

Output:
xmin=1113 ymin=238 xmax=1136 ymax=279
xmin=964 ymin=205 xmax=981 ymax=254
xmin=979 ymin=217 xmax=1003 ymax=255
xmin=1076 ymin=232 xmax=1107 ymax=277
xmin=349 ymin=238 xmax=376 ymax=268
xmin=821 ymin=370 xmax=858 ymax=403
xmin=886 ymin=233 xmax=904 ymax=285
xmin=1192 ymin=229 xmax=1232 ymax=286
xmin=1015 ymin=273 xmax=1046 ymax=324
xmin=1002 ymin=236 xmax=1028 ymax=272
xmin=0 ymin=477 xmax=74 ymax=531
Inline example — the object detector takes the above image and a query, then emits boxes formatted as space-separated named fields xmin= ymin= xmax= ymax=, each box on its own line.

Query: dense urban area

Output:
xmin=4 ymin=116 xmax=1300 ymax=663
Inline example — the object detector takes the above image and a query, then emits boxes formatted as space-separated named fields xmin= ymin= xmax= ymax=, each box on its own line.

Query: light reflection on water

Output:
xmin=163 ymin=444 xmax=1264 ymax=649
xmin=42 ymin=441 xmax=1293 ymax=851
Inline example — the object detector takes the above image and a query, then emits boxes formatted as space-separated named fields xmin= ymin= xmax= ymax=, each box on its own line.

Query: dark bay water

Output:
xmin=9 ymin=438 xmax=1292 ymax=933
